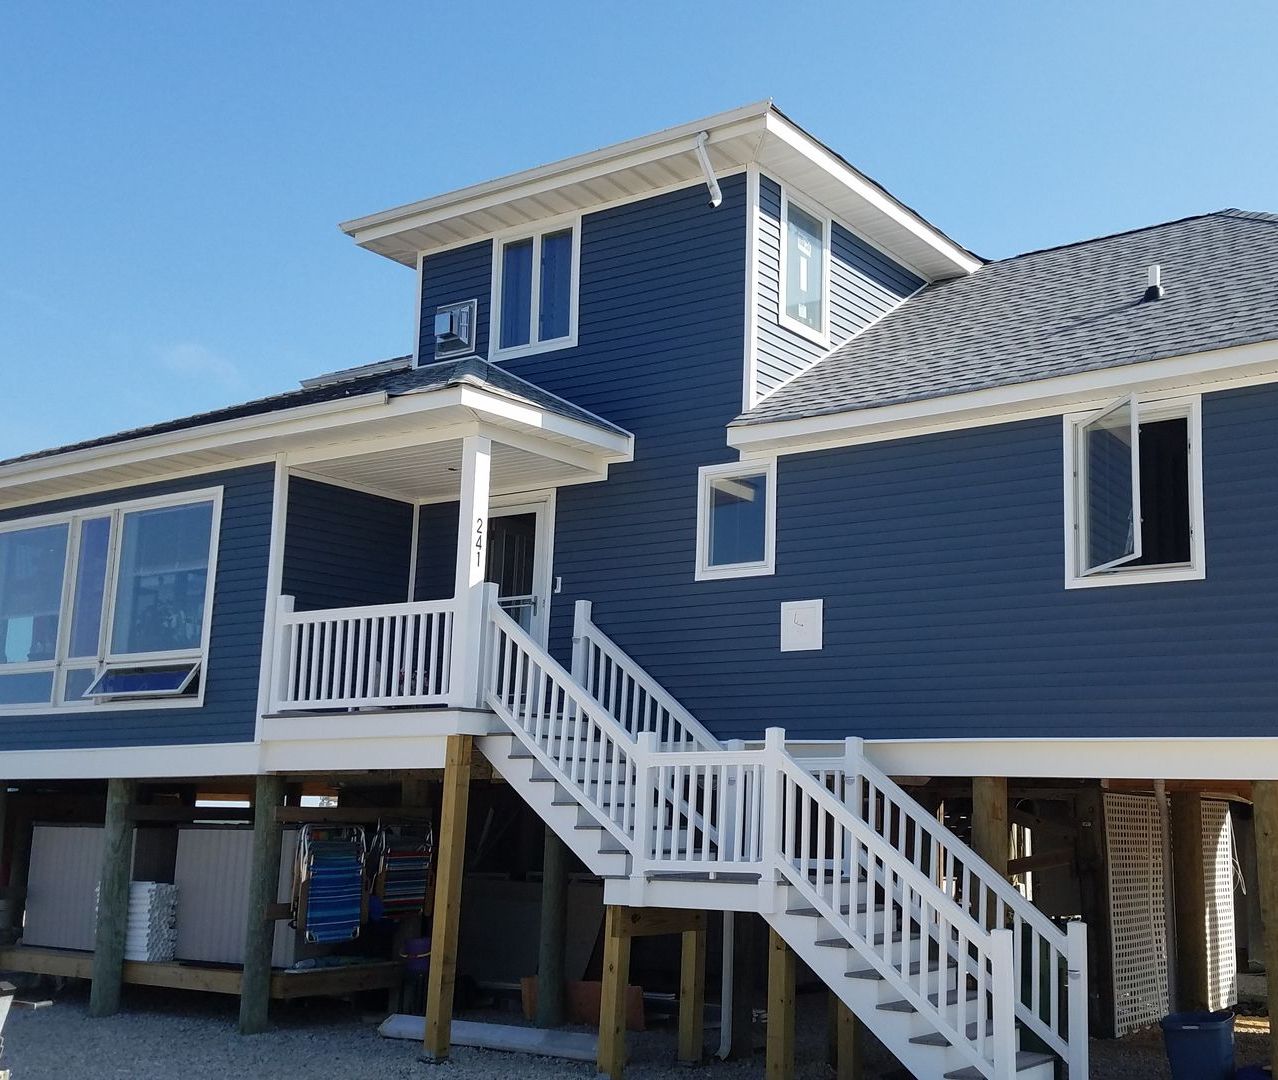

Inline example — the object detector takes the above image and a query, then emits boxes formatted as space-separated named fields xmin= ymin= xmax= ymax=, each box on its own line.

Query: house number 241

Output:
xmin=475 ymin=517 xmax=485 ymax=567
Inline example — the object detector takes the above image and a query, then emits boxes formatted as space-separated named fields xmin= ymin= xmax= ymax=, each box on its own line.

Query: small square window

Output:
xmin=696 ymin=461 xmax=776 ymax=581
xmin=780 ymin=192 xmax=829 ymax=343
xmin=492 ymin=222 xmax=579 ymax=358
xmin=1065 ymin=395 xmax=1204 ymax=588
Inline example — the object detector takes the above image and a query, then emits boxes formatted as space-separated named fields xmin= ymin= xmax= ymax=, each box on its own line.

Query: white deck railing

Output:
xmin=270 ymin=596 xmax=455 ymax=711
xmin=572 ymin=600 xmax=719 ymax=750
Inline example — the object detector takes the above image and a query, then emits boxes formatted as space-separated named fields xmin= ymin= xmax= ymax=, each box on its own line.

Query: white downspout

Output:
xmin=693 ymin=132 xmax=723 ymax=209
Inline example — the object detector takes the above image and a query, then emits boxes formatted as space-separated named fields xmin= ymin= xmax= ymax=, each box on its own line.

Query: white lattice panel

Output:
xmin=1105 ymin=793 xmax=1169 ymax=1036
xmin=1202 ymin=800 xmax=1238 ymax=1011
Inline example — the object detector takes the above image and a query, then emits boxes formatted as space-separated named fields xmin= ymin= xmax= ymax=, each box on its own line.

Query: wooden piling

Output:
xmin=89 ymin=777 xmax=137 ymax=1017
xmin=238 ymin=774 xmax=284 ymax=1034
xmin=422 ymin=735 xmax=474 ymax=1061
xmin=677 ymin=925 xmax=707 ymax=1064
xmin=765 ymin=926 xmax=795 ymax=1080
xmin=597 ymin=904 xmax=632 ymax=1079
xmin=535 ymin=826 xmax=568 ymax=1028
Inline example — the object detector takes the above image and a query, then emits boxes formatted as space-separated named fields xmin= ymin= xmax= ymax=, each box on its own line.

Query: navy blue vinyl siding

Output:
xmin=417 ymin=240 xmax=492 ymax=364
xmin=0 ymin=464 xmax=273 ymax=750
xmin=581 ymin=383 xmax=1278 ymax=742
xmin=281 ymin=478 xmax=413 ymax=611
xmin=414 ymin=502 xmax=460 ymax=602
xmin=754 ymin=174 xmax=922 ymax=401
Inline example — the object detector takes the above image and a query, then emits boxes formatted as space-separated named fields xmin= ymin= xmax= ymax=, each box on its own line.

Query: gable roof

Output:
xmin=735 ymin=210 xmax=1278 ymax=428
xmin=0 ymin=356 xmax=626 ymax=470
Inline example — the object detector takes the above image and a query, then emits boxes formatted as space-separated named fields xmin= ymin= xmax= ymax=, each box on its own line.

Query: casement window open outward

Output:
xmin=1066 ymin=395 xmax=1203 ymax=588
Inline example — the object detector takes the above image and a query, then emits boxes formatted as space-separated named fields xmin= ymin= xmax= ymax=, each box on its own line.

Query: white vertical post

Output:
xmin=758 ymin=727 xmax=786 ymax=913
xmin=255 ymin=457 xmax=290 ymax=730
xmin=630 ymin=731 xmax=657 ymax=905
xmin=269 ymin=594 xmax=295 ymax=712
xmin=571 ymin=599 xmax=593 ymax=683
xmin=1066 ymin=920 xmax=1089 ymax=1079
xmin=449 ymin=435 xmax=492 ymax=709
xmin=989 ymin=927 xmax=1017 ymax=1080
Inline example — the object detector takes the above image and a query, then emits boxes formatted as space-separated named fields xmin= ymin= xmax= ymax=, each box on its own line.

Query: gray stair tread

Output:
xmin=878 ymin=988 xmax=975 ymax=1011
xmin=786 ymin=904 xmax=877 ymax=917
xmin=647 ymin=871 xmax=760 ymax=883
xmin=849 ymin=953 xmax=956 ymax=980
xmin=911 ymin=1020 xmax=994 ymax=1046
xmin=817 ymin=931 xmax=915 ymax=949
xmin=944 ymin=1051 xmax=1054 ymax=1078
xmin=599 ymin=843 xmax=627 ymax=855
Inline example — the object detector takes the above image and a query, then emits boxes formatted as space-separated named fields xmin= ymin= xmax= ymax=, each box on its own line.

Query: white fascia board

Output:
xmin=0 ymin=741 xmax=263 ymax=781
xmin=761 ymin=112 xmax=982 ymax=279
xmin=339 ymin=101 xmax=775 ymax=245
xmin=863 ymin=736 xmax=1278 ymax=782
xmin=729 ymin=338 xmax=1278 ymax=458
xmin=0 ymin=392 xmax=390 ymax=494
xmin=454 ymin=385 xmax=633 ymax=460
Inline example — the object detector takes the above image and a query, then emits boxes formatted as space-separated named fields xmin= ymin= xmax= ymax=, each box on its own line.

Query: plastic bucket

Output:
xmin=1160 ymin=1010 xmax=1235 ymax=1080
xmin=401 ymin=936 xmax=431 ymax=976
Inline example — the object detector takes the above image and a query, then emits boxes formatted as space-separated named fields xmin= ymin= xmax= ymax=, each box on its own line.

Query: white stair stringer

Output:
xmin=480 ymin=600 xmax=1088 ymax=1080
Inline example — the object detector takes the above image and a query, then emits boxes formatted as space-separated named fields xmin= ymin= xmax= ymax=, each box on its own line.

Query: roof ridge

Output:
xmin=994 ymin=208 xmax=1277 ymax=265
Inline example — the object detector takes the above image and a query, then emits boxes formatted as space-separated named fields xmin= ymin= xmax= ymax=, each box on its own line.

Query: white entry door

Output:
xmin=487 ymin=494 xmax=555 ymax=645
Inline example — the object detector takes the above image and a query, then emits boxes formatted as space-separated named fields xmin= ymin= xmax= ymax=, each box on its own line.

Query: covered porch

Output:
xmin=254 ymin=360 xmax=631 ymax=760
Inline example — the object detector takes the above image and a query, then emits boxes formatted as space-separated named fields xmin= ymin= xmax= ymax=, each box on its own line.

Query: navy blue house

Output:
xmin=3 ymin=101 xmax=1273 ymax=1066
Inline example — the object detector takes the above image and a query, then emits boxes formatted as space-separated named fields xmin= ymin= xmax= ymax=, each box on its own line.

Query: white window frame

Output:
xmin=0 ymin=487 xmax=223 ymax=713
xmin=695 ymin=459 xmax=777 ymax=581
xmin=777 ymin=188 xmax=831 ymax=347
xmin=489 ymin=215 xmax=582 ymax=361
xmin=1063 ymin=395 xmax=1204 ymax=589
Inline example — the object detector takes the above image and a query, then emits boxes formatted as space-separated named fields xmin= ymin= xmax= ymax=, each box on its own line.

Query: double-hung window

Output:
xmin=492 ymin=220 xmax=579 ymax=358
xmin=695 ymin=461 xmax=776 ymax=581
xmin=779 ymin=191 xmax=830 ymax=343
xmin=0 ymin=490 xmax=221 ymax=709
xmin=1065 ymin=395 xmax=1204 ymax=587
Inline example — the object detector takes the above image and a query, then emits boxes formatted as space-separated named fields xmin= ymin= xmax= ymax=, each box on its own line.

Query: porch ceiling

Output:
xmin=297 ymin=435 xmax=606 ymax=502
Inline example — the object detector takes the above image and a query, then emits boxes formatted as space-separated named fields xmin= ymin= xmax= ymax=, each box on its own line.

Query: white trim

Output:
xmin=0 ymin=486 xmax=223 ymax=715
xmin=412 ymin=251 xmax=426 ymax=366
xmin=695 ymin=459 xmax=777 ymax=581
xmin=488 ymin=214 xmax=581 ymax=361
xmin=777 ymin=187 xmax=831 ymax=347
xmin=729 ymin=338 xmax=1278 ymax=458
xmin=858 ymin=735 xmax=1278 ymax=782
xmin=407 ymin=497 xmax=420 ymax=602
xmin=759 ymin=110 xmax=981 ymax=277
xmin=489 ymin=490 xmax=557 ymax=646
xmin=1062 ymin=395 xmax=1205 ymax=589
xmin=741 ymin=166 xmax=761 ymax=412
xmin=254 ymin=458 xmax=289 ymax=737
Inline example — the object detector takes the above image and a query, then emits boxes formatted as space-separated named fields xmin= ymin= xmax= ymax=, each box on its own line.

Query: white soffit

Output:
xmin=340 ymin=102 xmax=978 ymax=282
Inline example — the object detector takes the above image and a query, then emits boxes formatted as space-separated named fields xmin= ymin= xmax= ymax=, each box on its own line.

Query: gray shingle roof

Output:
xmin=1 ymin=356 xmax=626 ymax=468
xmin=736 ymin=210 xmax=1278 ymax=427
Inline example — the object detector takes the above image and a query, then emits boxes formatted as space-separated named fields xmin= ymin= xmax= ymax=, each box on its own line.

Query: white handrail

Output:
xmin=572 ymin=600 xmax=720 ymax=750
xmin=485 ymin=600 xmax=643 ymax=848
xmin=813 ymin=741 xmax=1082 ymax=1068
xmin=270 ymin=595 xmax=455 ymax=711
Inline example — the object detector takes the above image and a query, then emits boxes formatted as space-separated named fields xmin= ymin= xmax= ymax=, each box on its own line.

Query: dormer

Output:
xmin=339 ymin=102 xmax=978 ymax=406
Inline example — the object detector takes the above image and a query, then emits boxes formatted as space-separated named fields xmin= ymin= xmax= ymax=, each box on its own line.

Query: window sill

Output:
xmin=491 ymin=333 xmax=577 ymax=363
xmin=695 ymin=561 xmax=775 ymax=582
xmin=1065 ymin=563 xmax=1205 ymax=590
xmin=776 ymin=312 xmax=829 ymax=349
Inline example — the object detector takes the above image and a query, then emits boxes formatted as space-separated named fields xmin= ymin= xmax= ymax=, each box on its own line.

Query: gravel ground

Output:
xmin=0 ymin=981 xmax=1270 ymax=1079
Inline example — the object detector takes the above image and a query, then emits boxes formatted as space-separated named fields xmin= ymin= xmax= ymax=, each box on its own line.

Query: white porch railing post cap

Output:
xmin=764 ymin=727 xmax=785 ymax=749
xmin=277 ymin=594 xmax=295 ymax=612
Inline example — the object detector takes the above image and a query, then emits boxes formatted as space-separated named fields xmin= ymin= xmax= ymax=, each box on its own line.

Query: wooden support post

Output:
xmin=239 ymin=774 xmax=285 ymax=1035
xmin=971 ymin=776 xmax=1010 ymax=877
xmin=1170 ymin=790 xmax=1208 ymax=1010
xmin=6 ymin=809 xmax=31 ymax=939
xmin=765 ymin=927 xmax=795 ymax=1080
xmin=536 ymin=826 xmax=568 ymax=1028
xmin=830 ymin=996 xmax=863 ymax=1080
xmin=89 ymin=777 xmax=137 ymax=1017
xmin=727 ymin=911 xmax=760 ymax=1060
xmin=423 ymin=735 xmax=474 ymax=1061
xmin=1252 ymin=780 xmax=1278 ymax=1077
xmin=677 ymin=925 xmax=706 ymax=1064
xmin=597 ymin=905 xmax=632 ymax=1080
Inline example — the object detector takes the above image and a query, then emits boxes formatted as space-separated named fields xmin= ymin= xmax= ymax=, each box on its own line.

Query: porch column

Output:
xmin=449 ymin=435 xmax=492 ymax=709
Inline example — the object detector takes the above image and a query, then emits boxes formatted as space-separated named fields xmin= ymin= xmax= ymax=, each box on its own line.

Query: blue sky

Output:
xmin=3 ymin=2 xmax=1276 ymax=460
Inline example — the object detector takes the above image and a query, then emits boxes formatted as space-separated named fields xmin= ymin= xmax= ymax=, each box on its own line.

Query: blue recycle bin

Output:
xmin=1160 ymin=1010 xmax=1235 ymax=1080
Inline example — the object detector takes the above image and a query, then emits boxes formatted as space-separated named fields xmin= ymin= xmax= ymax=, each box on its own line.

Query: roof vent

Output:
xmin=1143 ymin=264 xmax=1164 ymax=302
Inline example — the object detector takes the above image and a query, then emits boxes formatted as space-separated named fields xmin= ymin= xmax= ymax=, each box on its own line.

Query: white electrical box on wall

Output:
xmin=780 ymin=599 xmax=823 ymax=652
